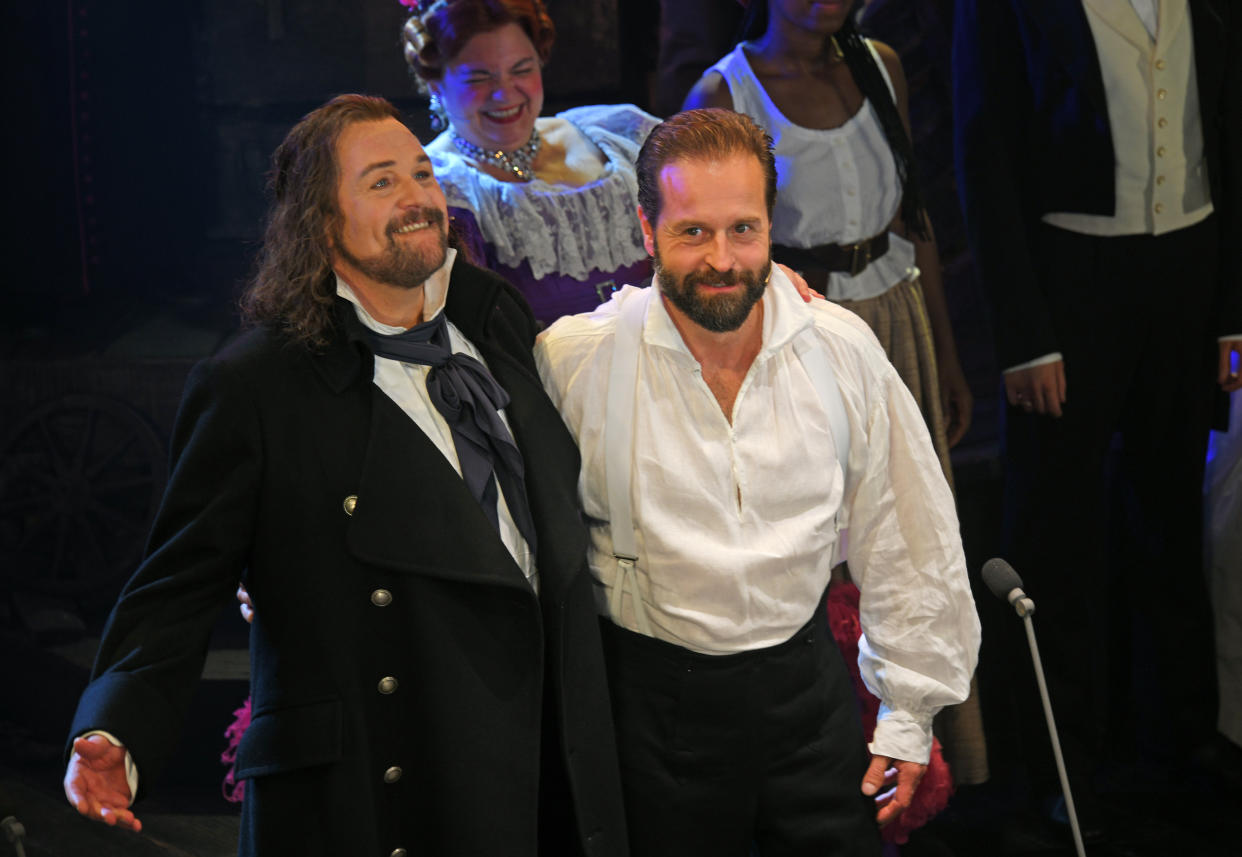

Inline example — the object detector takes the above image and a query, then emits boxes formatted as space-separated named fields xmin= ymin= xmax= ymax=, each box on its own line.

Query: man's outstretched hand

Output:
xmin=861 ymin=754 xmax=926 ymax=827
xmin=64 ymin=734 xmax=142 ymax=832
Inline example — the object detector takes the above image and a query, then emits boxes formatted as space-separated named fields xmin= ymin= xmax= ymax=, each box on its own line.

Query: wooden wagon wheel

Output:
xmin=0 ymin=393 xmax=167 ymax=603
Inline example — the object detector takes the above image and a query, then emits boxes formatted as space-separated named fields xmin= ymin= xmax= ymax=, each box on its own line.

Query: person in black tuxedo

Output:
xmin=61 ymin=94 xmax=627 ymax=857
xmin=953 ymin=0 xmax=1242 ymax=818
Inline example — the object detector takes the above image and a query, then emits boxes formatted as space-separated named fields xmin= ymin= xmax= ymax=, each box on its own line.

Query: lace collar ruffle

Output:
xmin=428 ymin=104 xmax=660 ymax=281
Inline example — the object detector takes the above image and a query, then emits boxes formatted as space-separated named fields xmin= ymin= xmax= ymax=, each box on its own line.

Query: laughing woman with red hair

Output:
xmin=401 ymin=0 xmax=660 ymax=326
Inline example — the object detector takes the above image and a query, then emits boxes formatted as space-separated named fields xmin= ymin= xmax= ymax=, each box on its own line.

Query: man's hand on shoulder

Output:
xmin=776 ymin=263 xmax=823 ymax=303
xmin=861 ymin=754 xmax=927 ymax=827
xmin=64 ymin=734 xmax=142 ymax=832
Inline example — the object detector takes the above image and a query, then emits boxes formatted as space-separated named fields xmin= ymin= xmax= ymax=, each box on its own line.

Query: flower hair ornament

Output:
xmin=400 ymin=0 xmax=449 ymax=56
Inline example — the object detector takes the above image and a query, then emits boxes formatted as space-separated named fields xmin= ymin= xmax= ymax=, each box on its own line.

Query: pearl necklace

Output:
xmin=452 ymin=127 xmax=543 ymax=182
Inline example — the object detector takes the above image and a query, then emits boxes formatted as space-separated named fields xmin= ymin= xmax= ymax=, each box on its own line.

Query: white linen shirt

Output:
xmin=534 ymin=268 xmax=980 ymax=763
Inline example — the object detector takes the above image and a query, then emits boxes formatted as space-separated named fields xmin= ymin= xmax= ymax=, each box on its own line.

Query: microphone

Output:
xmin=981 ymin=557 xmax=1035 ymax=617
xmin=981 ymin=558 xmax=1087 ymax=857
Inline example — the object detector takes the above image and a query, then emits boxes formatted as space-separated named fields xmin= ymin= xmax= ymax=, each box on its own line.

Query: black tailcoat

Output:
xmin=952 ymin=0 xmax=1240 ymax=368
xmin=950 ymin=0 xmax=1235 ymax=794
xmin=68 ymin=262 xmax=628 ymax=857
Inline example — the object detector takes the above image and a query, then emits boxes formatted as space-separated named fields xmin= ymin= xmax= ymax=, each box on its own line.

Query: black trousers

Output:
xmin=601 ymin=611 xmax=879 ymax=857
xmin=999 ymin=217 xmax=1221 ymax=798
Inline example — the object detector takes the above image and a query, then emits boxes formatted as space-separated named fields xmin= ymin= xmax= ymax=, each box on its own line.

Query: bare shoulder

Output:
xmin=867 ymin=39 xmax=909 ymax=106
xmin=682 ymin=71 xmax=735 ymax=111
xmin=867 ymin=40 xmax=905 ymax=82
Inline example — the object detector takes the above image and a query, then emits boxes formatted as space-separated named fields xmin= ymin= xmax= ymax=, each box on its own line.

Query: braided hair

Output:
xmin=738 ymin=0 xmax=930 ymax=240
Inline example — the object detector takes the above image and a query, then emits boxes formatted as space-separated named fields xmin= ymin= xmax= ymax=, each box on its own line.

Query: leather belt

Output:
xmin=772 ymin=232 xmax=890 ymax=287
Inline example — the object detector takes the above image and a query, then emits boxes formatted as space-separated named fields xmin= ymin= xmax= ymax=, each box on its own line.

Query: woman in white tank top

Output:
xmin=684 ymin=0 xmax=972 ymax=479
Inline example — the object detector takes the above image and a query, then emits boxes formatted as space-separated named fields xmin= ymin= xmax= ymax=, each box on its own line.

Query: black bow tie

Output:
xmin=365 ymin=311 xmax=537 ymax=556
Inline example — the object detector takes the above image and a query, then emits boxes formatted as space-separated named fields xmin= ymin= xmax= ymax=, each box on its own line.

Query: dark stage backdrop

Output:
xmin=1 ymin=0 xmax=1003 ymax=636
xmin=1 ymin=0 xmax=632 ymax=356
xmin=0 ymin=0 xmax=643 ymax=813
xmin=0 ymin=5 xmax=1014 ymax=845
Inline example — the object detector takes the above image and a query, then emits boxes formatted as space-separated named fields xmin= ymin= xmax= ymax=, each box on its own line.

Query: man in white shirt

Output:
xmin=954 ymin=0 xmax=1240 ymax=819
xmin=60 ymin=94 xmax=628 ymax=857
xmin=536 ymin=108 xmax=979 ymax=856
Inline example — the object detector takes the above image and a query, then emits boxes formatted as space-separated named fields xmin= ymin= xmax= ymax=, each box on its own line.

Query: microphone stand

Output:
xmin=1 ymin=817 xmax=27 ymax=857
xmin=1007 ymin=592 xmax=1087 ymax=857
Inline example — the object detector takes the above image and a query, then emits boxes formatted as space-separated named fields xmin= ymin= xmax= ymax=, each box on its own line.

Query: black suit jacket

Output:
xmin=952 ymin=0 xmax=1241 ymax=368
xmin=67 ymin=261 xmax=628 ymax=857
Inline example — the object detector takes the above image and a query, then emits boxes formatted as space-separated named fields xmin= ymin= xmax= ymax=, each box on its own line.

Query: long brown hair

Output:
xmin=240 ymin=94 xmax=403 ymax=348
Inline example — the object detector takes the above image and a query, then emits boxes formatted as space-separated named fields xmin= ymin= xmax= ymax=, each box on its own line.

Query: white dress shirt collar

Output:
xmin=1130 ymin=0 xmax=1159 ymax=40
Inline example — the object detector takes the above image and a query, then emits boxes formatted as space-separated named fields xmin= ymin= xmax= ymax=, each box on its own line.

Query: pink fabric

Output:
xmin=827 ymin=581 xmax=954 ymax=844
xmin=221 ymin=697 xmax=251 ymax=803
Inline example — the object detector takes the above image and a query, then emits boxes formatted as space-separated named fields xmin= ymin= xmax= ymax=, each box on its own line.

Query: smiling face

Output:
xmin=640 ymin=152 xmax=772 ymax=334
xmin=330 ymin=117 xmax=449 ymax=295
xmin=430 ymin=22 xmax=543 ymax=153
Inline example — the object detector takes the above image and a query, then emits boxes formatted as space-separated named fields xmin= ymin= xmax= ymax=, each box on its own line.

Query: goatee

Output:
xmin=334 ymin=208 xmax=448 ymax=290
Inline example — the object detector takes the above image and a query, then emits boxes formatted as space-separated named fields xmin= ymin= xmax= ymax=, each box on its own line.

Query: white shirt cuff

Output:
xmin=80 ymin=730 xmax=139 ymax=806
xmin=1003 ymin=352 xmax=1063 ymax=374
xmin=868 ymin=705 xmax=933 ymax=765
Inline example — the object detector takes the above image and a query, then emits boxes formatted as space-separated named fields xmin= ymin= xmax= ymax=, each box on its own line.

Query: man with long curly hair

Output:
xmin=61 ymin=93 xmax=628 ymax=857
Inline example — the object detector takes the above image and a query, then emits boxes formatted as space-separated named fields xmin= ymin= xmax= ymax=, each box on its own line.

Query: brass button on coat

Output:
xmin=378 ymin=676 xmax=398 ymax=694
xmin=1154 ymin=203 xmax=1164 ymax=214
xmin=1155 ymin=58 xmax=1166 ymax=70
xmin=371 ymin=588 xmax=393 ymax=607
xmin=383 ymin=766 xmax=403 ymax=784
xmin=343 ymin=495 xmax=358 ymax=516
xmin=391 ymin=849 xmax=408 ymax=857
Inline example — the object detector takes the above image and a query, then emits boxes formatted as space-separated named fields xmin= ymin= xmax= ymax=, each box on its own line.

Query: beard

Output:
xmin=334 ymin=207 xmax=448 ymax=290
xmin=653 ymin=244 xmax=770 ymax=333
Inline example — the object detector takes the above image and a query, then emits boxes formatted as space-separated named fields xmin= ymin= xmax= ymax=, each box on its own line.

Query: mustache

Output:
xmin=387 ymin=207 xmax=446 ymax=236
xmin=683 ymin=268 xmax=742 ymax=288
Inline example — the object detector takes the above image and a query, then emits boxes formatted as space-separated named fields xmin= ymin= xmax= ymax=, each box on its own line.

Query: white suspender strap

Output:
xmin=793 ymin=331 xmax=850 ymax=478
xmin=793 ymin=330 xmax=851 ymax=563
xmin=605 ymin=289 xmax=850 ymax=627
xmin=604 ymin=287 xmax=655 ymax=636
